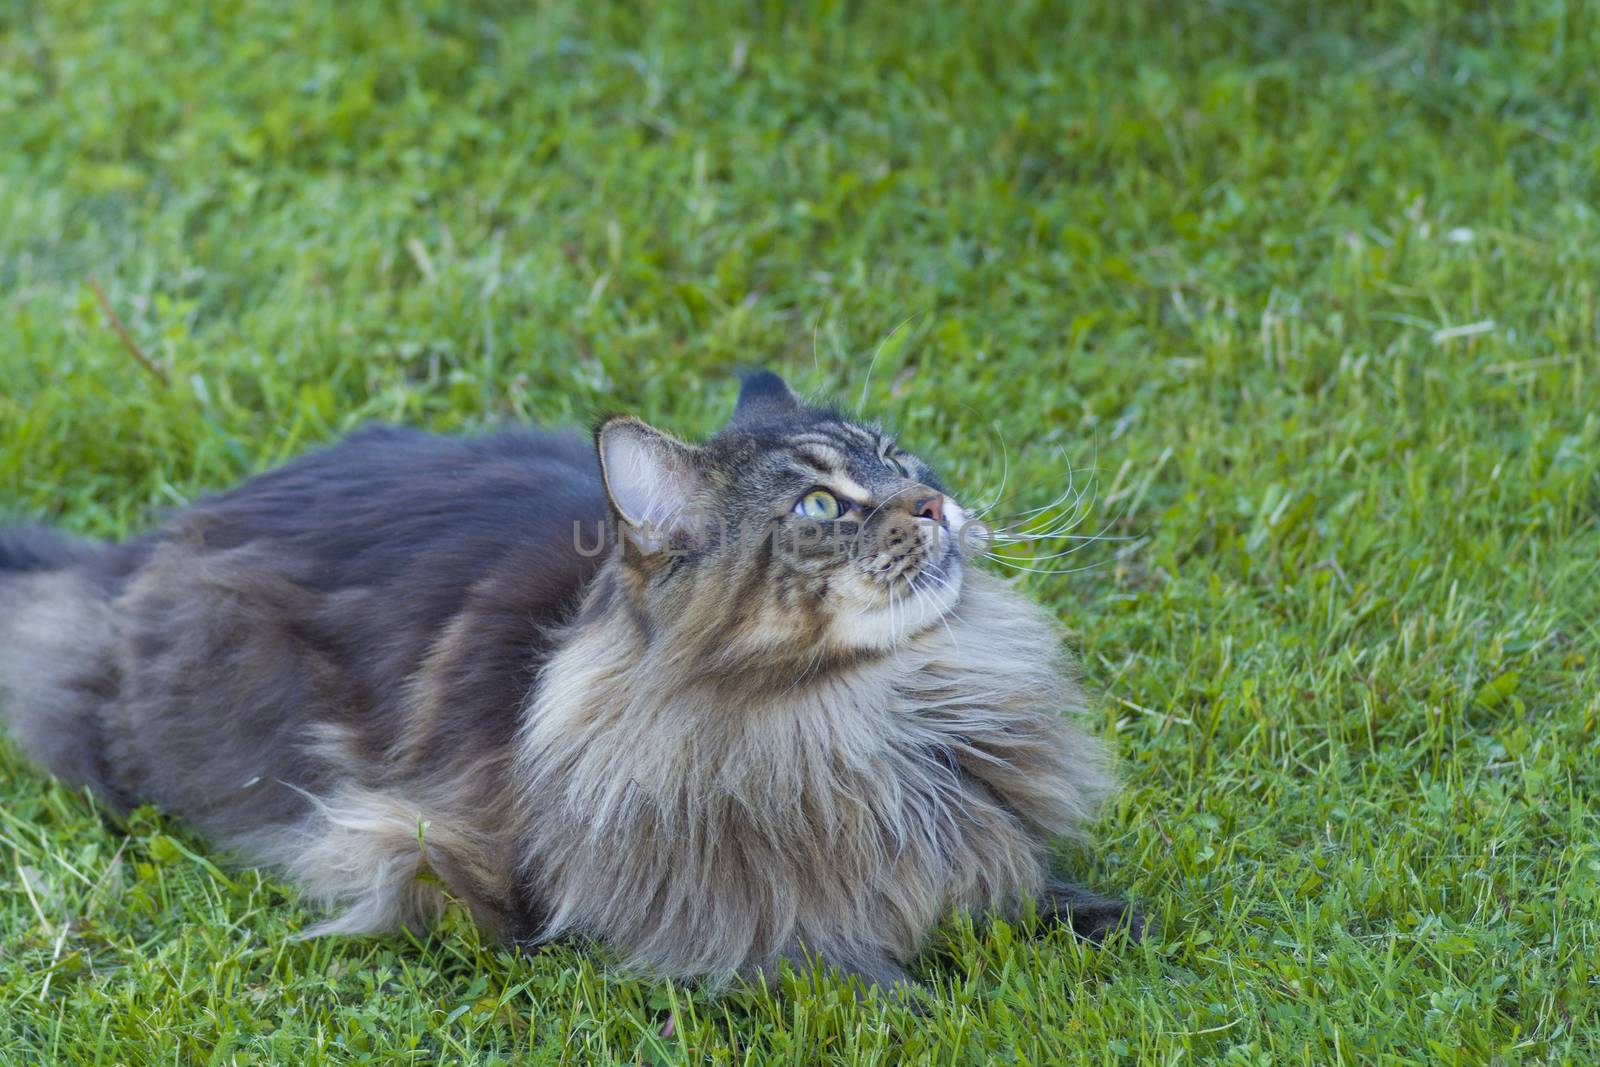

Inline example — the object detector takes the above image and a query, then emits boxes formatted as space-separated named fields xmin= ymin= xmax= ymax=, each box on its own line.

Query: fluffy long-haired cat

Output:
xmin=0 ymin=370 xmax=1138 ymax=989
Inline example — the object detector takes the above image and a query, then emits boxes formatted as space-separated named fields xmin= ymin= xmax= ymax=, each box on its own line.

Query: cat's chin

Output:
xmin=829 ymin=557 xmax=964 ymax=651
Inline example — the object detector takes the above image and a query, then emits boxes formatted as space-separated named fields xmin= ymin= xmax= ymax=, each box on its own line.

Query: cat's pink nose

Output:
xmin=913 ymin=494 xmax=945 ymax=523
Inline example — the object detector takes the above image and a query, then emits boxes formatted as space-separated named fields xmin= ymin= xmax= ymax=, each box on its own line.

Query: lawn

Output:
xmin=2 ymin=0 xmax=1598 ymax=1062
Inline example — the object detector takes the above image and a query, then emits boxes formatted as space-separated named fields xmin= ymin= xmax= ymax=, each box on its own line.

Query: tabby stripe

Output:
xmin=834 ymin=423 xmax=882 ymax=449
xmin=785 ymin=434 xmax=853 ymax=454
xmin=793 ymin=446 xmax=847 ymax=472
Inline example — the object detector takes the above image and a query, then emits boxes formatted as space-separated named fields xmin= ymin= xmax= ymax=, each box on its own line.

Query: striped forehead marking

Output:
xmin=781 ymin=448 xmax=872 ymax=501
xmin=828 ymin=472 xmax=874 ymax=505
xmin=786 ymin=431 xmax=855 ymax=452
xmin=790 ymin=442 xmax=851 ymax=471
xmin=835 ymin=423 xmax=884 ymax=449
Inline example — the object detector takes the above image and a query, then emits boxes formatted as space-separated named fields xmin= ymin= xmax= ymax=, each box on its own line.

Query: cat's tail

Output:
xmin=0 ymin=522 xmax=97 ymax=573
xmin=0 ymin=521 xmax=125 ymax=805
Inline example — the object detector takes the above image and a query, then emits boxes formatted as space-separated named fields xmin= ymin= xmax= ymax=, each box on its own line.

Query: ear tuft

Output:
xmin=596 ymin=417 xmax=702 ymax=548
xmin=730 ymin=369 xmax=802 ymax=427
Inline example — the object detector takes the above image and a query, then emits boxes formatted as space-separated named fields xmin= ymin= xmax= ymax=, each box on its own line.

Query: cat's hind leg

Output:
xmin=1037 ymin=877 xmax=1144 ymax=943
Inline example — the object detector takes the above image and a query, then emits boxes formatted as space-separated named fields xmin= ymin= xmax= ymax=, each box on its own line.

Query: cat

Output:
xmin=0 ymin=370 xmax=1138 ymax=990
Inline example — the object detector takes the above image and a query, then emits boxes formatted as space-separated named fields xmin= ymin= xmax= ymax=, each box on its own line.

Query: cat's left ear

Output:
xmin=596 ymin=416 xmax=704 ymax=551
xmin=729 ymin=369 xmax=802 ymax=428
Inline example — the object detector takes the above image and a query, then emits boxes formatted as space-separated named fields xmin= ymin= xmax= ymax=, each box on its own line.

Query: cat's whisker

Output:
xmin=999 ymin=508 xmax=1125 ymax=552
xmin=992 ymin=488 xmax=1097 ymax=542
xmin=909 ymin=564 xmax=961 ymax=650
xmin=810 ymin=314 xmax=823 ymax=383
xmin=1007 ymin=480 xmax=1089 ymax=526
xmin=991 ymin=473 xmax=1109 ymax=543
xmin=980 ymin=470 xmax=1087 ymax=528
xmin=860 ymin=483 xmax=920 ymax=531
xmin=1003 ymin=447 xmax=1098 ymax=521
xmin=1019 ymin=475 xmax=1100 ymax=529
xmin=916 ymin=564 xmax=968 ymax=637
xmin=990 ymin=507 xmax=1096 ymax=540
xmin=979 ymin=460 xmax=1139 ymax=571
xmin=886 ymin=583 xmax=909 ymax=662
xmin=988 ymin=516 xmax=1094 ymax=549
xmin=987 ymin=493 xmax=1134 ymax=567
xmin=970 ymin=440 xmax=1103 ymax=526
xmin=857 ymin=315 xmax=918 ymax=410
xmin=910 ymin=583 xmax=949 ymax=648
xmin=982 ymin=554 xmax=1116 ymax=577
xmin=990 ymin=526 xmax=1132 ymax=567
xmin=969 ymin=421 xmax=1011 ymax=520
xmin=988 ymin=538 xmax=1107 ymax=563
xmin=988 ymin=530 xmax=1135 ymax=545
xmin=779 ymin=639 xmax=829 ymax=697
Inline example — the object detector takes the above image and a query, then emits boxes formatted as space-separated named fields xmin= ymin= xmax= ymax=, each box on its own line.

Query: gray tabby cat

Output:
xmin=0 ymin=370 xmax=1138 ymax=990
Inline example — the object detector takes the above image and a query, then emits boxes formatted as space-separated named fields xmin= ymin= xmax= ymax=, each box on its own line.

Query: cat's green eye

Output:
xmin=883 ymin=454 xmax=909 ymax=477
xmin=797 ymin=489 xmax=844 ymax=520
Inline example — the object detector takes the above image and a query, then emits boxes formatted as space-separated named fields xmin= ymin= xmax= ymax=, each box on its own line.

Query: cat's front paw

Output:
xmin=1039 ymin=878 xmax=1144 ymax=943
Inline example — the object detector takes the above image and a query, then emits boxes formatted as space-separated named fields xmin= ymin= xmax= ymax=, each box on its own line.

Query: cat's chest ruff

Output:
xmin=526 ymin=641 xmax=1008 ymax=810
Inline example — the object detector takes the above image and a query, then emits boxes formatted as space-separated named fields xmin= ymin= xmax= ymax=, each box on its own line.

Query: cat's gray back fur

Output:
xmin=0 ymin=424 xmax=609 ymax=936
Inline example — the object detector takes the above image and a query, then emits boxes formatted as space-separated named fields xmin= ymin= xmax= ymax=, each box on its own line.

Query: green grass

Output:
xmin=3 ymin=0 xmax=1598 ymax=1062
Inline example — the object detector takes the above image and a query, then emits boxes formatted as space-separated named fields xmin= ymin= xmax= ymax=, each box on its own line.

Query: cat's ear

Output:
xmin=596 ymin=416 xmax=703 ymax=550
xmin=729 ymin=369 xmax=802 ymax=428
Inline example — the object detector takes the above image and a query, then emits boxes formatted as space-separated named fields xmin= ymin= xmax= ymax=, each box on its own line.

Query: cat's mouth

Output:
xmin=863 ymin=500 xmax=982 ymax=592
xmin=831 ymin=507 xmax=977 ymax=649
xmin=864 ymin=524 xmax=962 ymax=594
xmin=902 ymin=539 xmax=963 ymax=609
xmin=842 ymin=549 xmax=963 ymax=648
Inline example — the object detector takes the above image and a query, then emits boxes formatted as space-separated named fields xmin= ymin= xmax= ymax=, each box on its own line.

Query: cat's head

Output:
xmin=594 ymin=370 xmax=984 ymax=665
